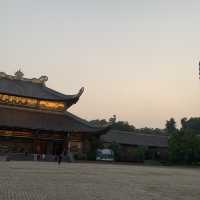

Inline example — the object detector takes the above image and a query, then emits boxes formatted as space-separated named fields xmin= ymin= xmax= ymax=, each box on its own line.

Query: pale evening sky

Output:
xmin=0 ymin=0 xmax=200 ymax=128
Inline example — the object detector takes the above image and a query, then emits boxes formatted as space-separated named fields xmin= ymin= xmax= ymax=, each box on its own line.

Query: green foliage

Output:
xmin=89 ymin=117 xmax=135 ymax=132
xmin=121 ymin=147 xmax=145 ymax=162
xmin=90 ymin=119 xmax=108 ymax=127
xmin=132 ymin=147 xmax=145 ymax=162
xmin=74 ymin=152 xmax=87 ymax=160
xmin=169 ymin=130 xmax=200 ymax=164
xmin=87 ymin=136 xmax=104 ymax=161
xmin=112 ymin=121 xmax=135 ymax=132
xmin=90 ymin=117 xmax=165 ymax=134
xmin=165 ymin=118 xmax=177 ymax=134
xmin=108 ymin=115 xmax=117 ymax=124
xmin=181 ymin=117 xmax=187 ymax=130
xmin=108 ymin=142 xmax=121 ymax=161
xmin=136 ymin=127 xmax=164 ymax=135
xmin=87 ymin=151 xmax=96 ymax=161
xmin=180 ymin=117 xmax=200 ymax=134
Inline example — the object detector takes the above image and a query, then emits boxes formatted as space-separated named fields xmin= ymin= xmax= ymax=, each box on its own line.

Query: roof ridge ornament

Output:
xmin=31 ymin=76 xmax=48 ymax=84
xmin=14 ymin=69 xmax=24 ymax=80
xmin=0 ymin=71 xmax=48 ymax=85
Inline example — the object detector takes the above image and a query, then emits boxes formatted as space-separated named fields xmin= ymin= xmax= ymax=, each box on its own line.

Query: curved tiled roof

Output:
xmin=0 ymin=78 xmax=84 ymax=108
xmin=101 ymin=130 xmax=168 ymax=147
xmin=0 ymin=105 xmax=110 ymax=133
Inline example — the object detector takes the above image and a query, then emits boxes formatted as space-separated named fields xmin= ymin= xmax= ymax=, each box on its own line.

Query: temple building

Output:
xmin=0 ymin=70 xmax=109 ymax=159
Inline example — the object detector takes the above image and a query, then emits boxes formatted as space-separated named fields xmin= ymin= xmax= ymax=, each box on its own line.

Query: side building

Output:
xmin=0 ymin=71 xmax=109 ymax=160
xmin=101 ymin=130 xmax=169 ymax=161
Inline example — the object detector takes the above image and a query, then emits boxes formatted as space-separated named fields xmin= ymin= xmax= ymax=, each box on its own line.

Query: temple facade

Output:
xmin=0 ymin=71 xmax=109 ymax=159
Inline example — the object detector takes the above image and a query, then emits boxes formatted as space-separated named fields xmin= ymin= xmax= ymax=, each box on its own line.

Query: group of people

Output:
xmin=33 ymin=153 xmax=63 ymax=164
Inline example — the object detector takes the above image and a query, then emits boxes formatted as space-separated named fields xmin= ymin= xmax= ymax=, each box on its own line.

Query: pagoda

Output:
xmin=0 ymin=70 xmax=109 ymax=159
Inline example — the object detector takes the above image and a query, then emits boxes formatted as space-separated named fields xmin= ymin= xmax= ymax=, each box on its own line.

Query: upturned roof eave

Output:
xmin=0 ymin=88 xmax=83 ymax=102
xmin=0 ymin=104 xmax=110 ymax=134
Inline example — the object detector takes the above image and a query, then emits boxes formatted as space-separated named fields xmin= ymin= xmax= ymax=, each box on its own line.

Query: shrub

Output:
xmin=108 ymin=142 xmax=121 ymax=161
xmin=87 ymin=151 xmax=96 ymax=161
xmin=134 ymin=147 xmax=145 ymax=162
xmin=125 ymin=147 xmax=145 ymax=162
xmin=74 ymin=152 xmax=87 ymax=160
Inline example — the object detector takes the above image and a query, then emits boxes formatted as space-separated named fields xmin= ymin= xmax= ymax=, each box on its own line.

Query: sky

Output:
xmin=0 ymin=0 xmax=200 ymax=128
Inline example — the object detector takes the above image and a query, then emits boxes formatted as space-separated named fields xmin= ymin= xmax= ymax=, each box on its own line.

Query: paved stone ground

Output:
xmin=0 ymin=162 xmax=199 ymax=200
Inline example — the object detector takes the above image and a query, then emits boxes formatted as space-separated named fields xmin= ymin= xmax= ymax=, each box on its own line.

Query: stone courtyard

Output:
xmin=0 ymin=161 xmax=199 ymax=200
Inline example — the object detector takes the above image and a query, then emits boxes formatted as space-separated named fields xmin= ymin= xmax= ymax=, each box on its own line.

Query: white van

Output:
xmin=96 ymin=149 xmax=114 ymax=161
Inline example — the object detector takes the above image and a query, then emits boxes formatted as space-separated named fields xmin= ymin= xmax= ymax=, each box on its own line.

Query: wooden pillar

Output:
xmin=81 ymin=134 xmax=86 ymax=153
xmin=62 ymin=132 xmax=68 ymax=155
xmin=82 ymin=135 xmax=90 ymax=154
xmin=67 ymin=132 xmax=71 ymax=153
xmin=33 ymin=131 xmax=39 ymax=154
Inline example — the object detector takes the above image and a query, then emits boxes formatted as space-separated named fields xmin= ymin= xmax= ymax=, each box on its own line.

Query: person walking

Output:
xmin=58 ymin=154 xmax=62 ymax=165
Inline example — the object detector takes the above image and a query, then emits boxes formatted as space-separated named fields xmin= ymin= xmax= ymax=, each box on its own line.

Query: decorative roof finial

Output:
xmin=14 ymin=69 xmax=24 ymax=80
xmin=0 ymin=70 xmax=48 ymax=84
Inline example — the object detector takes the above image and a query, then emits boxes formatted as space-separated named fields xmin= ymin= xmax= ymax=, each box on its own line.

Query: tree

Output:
xmin=165 ymin=118 xmax=177 ymax=134
xmin=109 ymin=142 xmax=121 ymax=161
xmin=89 ymin=116 xmax=135 ymax=132
xmin=111 ymin=121 xmax=135 ymax=132
xmin=90 ymin=119 xmax=108 ymax=127
xmin=181 ymin=117 xmax=187 ymax=130
xmin=109 ymin=115 xmax=117 ymax=124
xmin=137 ymin=127 xmax=164 ymax=135
xmin=169 ymin=130 xmax=200 ymax=164
xmin=180 ymin=118 xmax=200 ymax=134
xmin=87 ymin=136 xmax=103 ymax=160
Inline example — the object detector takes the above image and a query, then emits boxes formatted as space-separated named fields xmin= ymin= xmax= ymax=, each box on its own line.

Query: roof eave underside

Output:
xmin=0 ymin=105 xmax=110 ymax=134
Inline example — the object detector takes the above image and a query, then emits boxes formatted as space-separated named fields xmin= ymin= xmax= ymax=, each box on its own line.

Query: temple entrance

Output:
xmin=35 ymin=140 xmax=64 ymax=155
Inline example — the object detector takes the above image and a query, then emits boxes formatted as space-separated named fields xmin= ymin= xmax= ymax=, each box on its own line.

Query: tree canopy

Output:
xmin=89 ymin=116 xmax=164 ymax=134
xmin=168 ymin=117 xmax=200 ymax=164
xmin=169 ymin=129 xmax=200 ymax=164
xmin=89 ymin=117 xmax=135 ymax=132
xmin=180 ymin=117 xmax=200 ymax=133
xmin=165 ymin=118 xmax=177 ymax=134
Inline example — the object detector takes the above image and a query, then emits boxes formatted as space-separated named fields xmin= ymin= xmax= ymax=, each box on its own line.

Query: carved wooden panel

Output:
xmin=0 ymin=93 xmax=65 ymax=111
